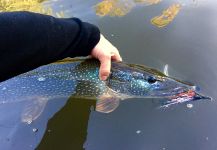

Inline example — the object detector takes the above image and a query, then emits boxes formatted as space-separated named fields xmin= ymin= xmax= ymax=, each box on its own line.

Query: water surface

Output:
xmin=0 ymin=0 xmax=217 ymax=150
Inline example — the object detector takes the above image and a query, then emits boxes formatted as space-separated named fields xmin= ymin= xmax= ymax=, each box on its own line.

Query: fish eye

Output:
xmin=147 ymin=76 xmax=157 ymax=84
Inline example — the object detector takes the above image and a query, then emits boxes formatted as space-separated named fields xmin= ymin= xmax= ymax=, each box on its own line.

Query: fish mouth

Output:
xmin=192 ymin=92 xmax=212 ymax=101
xmin=169 ymin=90 xmax=211 ymax=102
xmin=161 ymin=90 xmax=211 ymax=108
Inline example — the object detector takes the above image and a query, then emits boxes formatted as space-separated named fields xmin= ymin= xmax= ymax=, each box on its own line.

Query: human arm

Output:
xmin=0 ymin=11 xmax=100 ymax=81
xmin=0 ymin=11 xmax=121 ymax=82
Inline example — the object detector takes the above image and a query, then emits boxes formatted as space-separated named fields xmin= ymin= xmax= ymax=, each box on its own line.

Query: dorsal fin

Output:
xmin=52 ymin=57 xmax=86 ymax=64
xmin=127 ymin=63 xmax=167 ymax=77
xmin=164 ymin=64 xmax=169 ymax=76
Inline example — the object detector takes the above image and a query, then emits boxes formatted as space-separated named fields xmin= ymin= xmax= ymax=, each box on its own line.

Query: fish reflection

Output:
xmin=36 ymin=97 xmax=96 ymax=150
xmin=151 ymin=3 xmax=181 ymax=27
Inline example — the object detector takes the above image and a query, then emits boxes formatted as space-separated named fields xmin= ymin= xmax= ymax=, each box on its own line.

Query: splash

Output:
xmin=151 ymin=3 xmax=181 ymax=27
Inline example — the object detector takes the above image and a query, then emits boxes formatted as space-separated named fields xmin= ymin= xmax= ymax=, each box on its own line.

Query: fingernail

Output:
xmin=101 ymin=75 xmax=107 ymax=81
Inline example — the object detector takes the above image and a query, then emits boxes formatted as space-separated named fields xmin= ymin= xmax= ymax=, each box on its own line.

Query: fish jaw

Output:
xmin=192 ymin=92 xmax=212 ymax=101
xmin=161 ymin=90 xmax=211 ymax=107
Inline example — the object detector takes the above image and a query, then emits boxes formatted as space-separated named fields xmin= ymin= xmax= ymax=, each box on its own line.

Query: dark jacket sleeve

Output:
xmin=0 ymin=11 xmax=100 ymax=82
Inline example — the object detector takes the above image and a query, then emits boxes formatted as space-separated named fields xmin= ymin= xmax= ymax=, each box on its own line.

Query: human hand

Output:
xmin=91 ymin=34 xmax=122 ymax=80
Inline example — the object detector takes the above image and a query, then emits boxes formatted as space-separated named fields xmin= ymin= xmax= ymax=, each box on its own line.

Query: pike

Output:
xmin=0 ymin=58 xmax=211 ymax=123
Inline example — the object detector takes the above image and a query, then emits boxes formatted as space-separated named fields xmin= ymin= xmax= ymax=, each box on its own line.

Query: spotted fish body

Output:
xmin=0 ymin=58 xmax=210 ymax=122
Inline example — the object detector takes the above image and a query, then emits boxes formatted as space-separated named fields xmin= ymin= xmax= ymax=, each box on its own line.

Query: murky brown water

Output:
xmin=1 ymin=0 xmax=217 ymax=150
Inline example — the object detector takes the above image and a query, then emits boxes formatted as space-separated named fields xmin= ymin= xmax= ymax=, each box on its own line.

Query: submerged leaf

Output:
xmin=151 ymin=3 xmax=181 ymax=27
xmin=0 ymin=0 xmax=65 ymax=17
xmin=94 ymin=0 xmax=133 ymax=17
xmin=94 ymin=0 xmax=161 ymax=17
xmin=0 ymin=0 xmax=51 ymax=14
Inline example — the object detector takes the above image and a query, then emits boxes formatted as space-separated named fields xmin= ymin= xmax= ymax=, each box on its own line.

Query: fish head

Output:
xmin=109 ymin=62 xmax=210 ymax=101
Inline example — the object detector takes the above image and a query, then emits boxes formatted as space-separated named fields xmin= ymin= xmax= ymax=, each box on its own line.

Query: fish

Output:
xmin=0 ymin=58 xmax=211 ymax=123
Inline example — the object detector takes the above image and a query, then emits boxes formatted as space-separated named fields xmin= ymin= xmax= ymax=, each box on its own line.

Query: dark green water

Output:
xmin=1 ymin=0 xmax=217 ymax=150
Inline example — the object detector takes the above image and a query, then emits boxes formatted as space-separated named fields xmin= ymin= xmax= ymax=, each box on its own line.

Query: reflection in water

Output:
xmin=151 ymin=3 xmax=181 ymax=27
xmin=36 ymin=97 xmax=96 ymax=150
xmin=94 ymin=0 xmax=161 ymax=17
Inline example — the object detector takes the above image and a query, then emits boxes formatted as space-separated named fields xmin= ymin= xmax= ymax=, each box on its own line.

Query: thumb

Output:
xmin=99 ymin=55 xmax=111 ymax=80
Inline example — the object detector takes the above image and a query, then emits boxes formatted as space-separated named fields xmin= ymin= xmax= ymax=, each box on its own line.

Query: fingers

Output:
xmin=111 ymin=48 xmax=122 ymax=62
xmin=91 ymin=34 xmax=122 ymax=81
xmin=99 ymin=55 xmax=111 ymax=81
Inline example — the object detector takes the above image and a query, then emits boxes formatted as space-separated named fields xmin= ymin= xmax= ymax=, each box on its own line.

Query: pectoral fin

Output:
xmin=96 ymin=95 xmax=120 ymax=113
xmin=21 ymin=97 xmax=49 ymax=124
